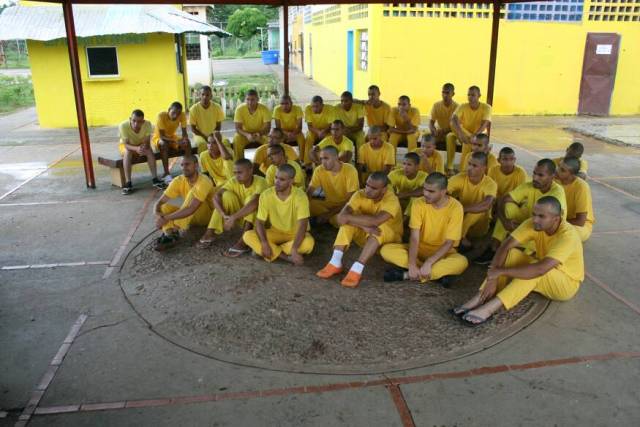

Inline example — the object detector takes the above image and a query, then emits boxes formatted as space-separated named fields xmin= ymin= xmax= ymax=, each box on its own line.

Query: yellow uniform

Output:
xmin=160 ymin=174 xmax=213 ymax=232
xmin=308 ymin=163 xmax=360 ymax=223
xmin=559 ymin=177 xmax=595 ymax=242
xmin=448 ymin=173 xmax=497 ymax=238
xmin=430 ymin=100 xmax=458 ymax=137
xmin=199 ymin=150 xmax=233 ymax=188
xmin=208 ymin=175 xmax=268 ymax=233
xmin=189 ymin=101 xmax=225 ymax=153
xmin=243 ymin=187 xmax=315 ymax=261
xmin=265 ymin=160 xmax=306 ymax=188
xmin=118 ymin=119 xmax=152 ymax=156
xmin=488 ymin=165 xmax=528 ymax=199
xmin=318 ymin=135 xmax=355 ymax=160
xmin=483 ymin=219 xmax=583 ymax=310
xmin=411 ymin=148 xmax=445 ymax=174
xmin=364 ymin=101 xmax=391 ymax=128
xmin=387 ymin=107 xmax=421 ymax=152
xmin=446 ymin=102 xmax=492 ymax=170
xmin=388 ymin=168 xmax=427 ymax=215
xmin=232 ymin=103 xmax=272 ymax=159
xmin=273 ymin=105 xmax=305 ymax=149
xmin=303 ymin=104 xmax=335 ymax=164
xmin=459 ymin=151 xmax=498 ymax=173
xmin=357 ymin=142 xmax=395 ymax=182
xmin=334 ymin=190 xmax=403 ymax=247
xmin=253 ymin=143 xmax=299 ymax=174
xmin=554 ymin=157 xmax=589 ymax=176
xmin=334 ymin=103 xmax=366 ymax=149
xmin=381 ymin=196 xmax=468 ymax=281
xmin=152 ymin=111 xmax=187 ymax=151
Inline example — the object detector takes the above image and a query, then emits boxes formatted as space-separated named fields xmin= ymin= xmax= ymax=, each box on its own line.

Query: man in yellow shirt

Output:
xmin=554 ymin=141 xmax=588 ymax=179
xmin=388 ymin=152 xmax=427 ymax=215
xmin=387 ymin=95 xmax=421 ymax=152
xmin=189 ymin=86 xmax=226 ymax=154
xmin=381 ymin=172 xmax=468 ymax=287
xmin=413 ymin=134 xmax=444 ymax=174
xmin=153 ymin=155 xmax=213 ymax=251
xmin=335 ymin=91 xmax=366 ymax=151
xmin=310 ymin=120 xmax=354 ymax=165
xmin=232 ymin=89 xmax=272 ymax=160
xmin=243 ymin=164 xmax=314 ymax=265
xmin=264 ymin=144 xmax=306 ymax=188
xmin=428 ymin=83 xmax=458 ymax=145
xmin=273 ymin=94 xmax=305 ymax=150
xmin=453 ymin=196 xmax=583 ymax=326
xmin=303 ymin=96 xmax=335 ymax=166
xmin=363 ymin=85 xmax=391 ymax=139
xmin=488 ymin=147 xmax=528 ymax=199
xmin=118 ymin=109 xmax=165 ymax=194
xmin=555 ymin=156 xmax=595 ymax=242
xmin=252 ymin=128 xmax=299 ymax=174
xmin=459 ymin=134 xmax=497 ymax=173
xmin=307 ymin=146 xmax=359 ymax=227
xmin=357 ymin=126 xmax=395 ymax=184
xmin=447 ymin=86 xmax=492 ymax=174
xmin=197 ymin=159 xmax=267 ymax=254
xmin=317 ymin=172 xmax=403 ymax=288
xmin=152 ymin=101 xmax=190 ymax=178
xmin=199 ymin=135 xmax=233 ymax=189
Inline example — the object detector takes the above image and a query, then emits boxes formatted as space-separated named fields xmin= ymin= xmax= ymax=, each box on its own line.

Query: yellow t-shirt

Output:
xmin=222 ymin=175 xmax=268 ymax=204
xmin=448 ymin=173 xmax=497 ymax=206
xmin=488 ymin=165 xmax=528 ymax=198
xmin=199 ymin=150 xmax=233 ymax=187
xmin=305 ymin=104 xmax=335 ymax=130
xmin=509 ymin=181 xmax=567 ymax=219
xmin=152 ymin=111 xmax=187 ymax=144
xmin=253 ymin=143 xmax=299 ymax=173
xmin=387 ymin=107 xmax=421 ymax=131
xmin=409 ymin=196 xmax=464 ymax=252
xmin=256 ymin=186 xmax=310 ymax=234
xmin=318 ymin=135 xmax=355 ymax=156
xmin=365 ymin=101 xmax=391 ymax=127
xmin=554 ymin=157 xmax=589 ymax=175
xmin=334 ymin=103 xmax=365 ymax=128
xmin=163 ymin=174 xmax=214 ymax=208
xmin=273 ymin=105 xmax=304 ymax=131
xmin=265 ymin=160 xmax=306 ymax=188
xmin=119 ymin=119 xmax=152 ymax=147
xmin=388 ymin=169 xmax=427 ymax=194
xmin=511 ymin=219 xmax=584 ymax=282
xmin=358 ymin=142 xmax=395 ymax=172
xmin=559 ymin=177 xmax=595 ymax=226
xmin=189 ymin=102 xmax=225 ymax=136
xmin=430 ymin=100 xmax=458 ymax=131
xmin=460 ymin=152 xmax=498 ymax=173
xmin=411 ymin=148 xmax=444 ymax=174
xmin=233 ymin=103 xmax=272 ymax=133
xmin=347 ymin=190 xmax=403 ymax=239
xmin=309 ymin=163 xmax=359 ymax=206
xmin=453 ymin=103 xmax=492 ymax=134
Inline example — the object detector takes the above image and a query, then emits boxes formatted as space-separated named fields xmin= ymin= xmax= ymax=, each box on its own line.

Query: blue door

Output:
xmin=346 ymin=31 xmax=354 ymax=93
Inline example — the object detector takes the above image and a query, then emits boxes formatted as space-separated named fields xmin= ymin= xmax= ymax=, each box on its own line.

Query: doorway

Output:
xmin=578 ymin=33 xmax=621 ymax=116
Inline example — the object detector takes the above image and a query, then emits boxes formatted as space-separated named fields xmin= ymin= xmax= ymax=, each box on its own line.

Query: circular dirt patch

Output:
xmin=120 ymin=226 xmax=548 ymax=374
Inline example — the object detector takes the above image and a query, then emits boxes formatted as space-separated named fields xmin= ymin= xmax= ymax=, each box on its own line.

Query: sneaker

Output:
xmin=316 ymin=263 xmax=342 ymax=279
xmin=122 ymin=182 xmax=133 ymax=195
xmin=154 ymin=233 xmax=178 ymax=251
xmin=474 ymin=249 xmax=495 ymax=265
xmin=383 ymin=267 xmax=406 ymax=282
xmin=436 ymin=275 xmax=455 ymax=288
xmin=340 ymin=270 xmax=362 ymax=288
xmin=152 ymin=177 xmax=167 ymax=190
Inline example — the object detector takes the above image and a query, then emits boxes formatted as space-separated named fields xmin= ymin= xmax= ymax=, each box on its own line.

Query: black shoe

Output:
xmin=475 ymin=249 xmax=495 ymax=265
xmin=437 ymin=275 xmax=455 ymax=288
xmin=122 ymin=182 xmax=133 ymax=195
xmin=154 ymin=233 xmax=178 ymax=251
xmin=152 ymin=177 xmax=167 ymax=190
xmin=383 ymin=267 xmax=406 ymax=282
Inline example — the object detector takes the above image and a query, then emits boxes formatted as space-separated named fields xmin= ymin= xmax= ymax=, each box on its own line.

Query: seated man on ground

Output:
xmin=387 ymin=95 xmax=421 ymax=152
xmin=335 ymin=91 xmax=366 ymax=151
xmin=381 ymin=172 xmax=468 ymax=287
xmin=273 ymin=94 xmax=305 ymax=150
xmin=453 ymin=196 xmax=583 ymax=326
xmin=555 ymin=156 xmax=595 ymax=242
xmin=488 ymin=147 xmax=528 ymax=199
xmin=357 ymin=126 xmax=395 ymax=184
xmin=317 ymin=172 xmax=403 ymax=288
xmin=459 ymin=134 xmax=497 ymax=173
xmin=232 ymin=89 xmax=271 ymax=160
xmin=310 ymin=120 xmax=355 ymax=165
xmin=428 ymin=83 xmax=458 ymax=145
xmin=413 ymin=134 xmax=444 ymax=174
xmin=554 ymin=141 xmax=588 ymax=179
xmin=118 ymin=109 xmax=165 ymax=194
xmin=189 ymin=85 xmax=226 ymax=154
xmin=363 ymin=85 xmax=391 ymax=141
xmin=388 ymin=152 xmax=427 ymax=215
xmin=264 ymin=144 xmax=306 ymax=188
xmin=243 ymin=164 xmax=314 ymax=265
xmin=303 ymin=96 xmax=335 ymax=166
xmin=153 ymin=155 xmax=213 ymax=251
xmin=447 ymin=86 xmax=492 ymax=175
xmin=152 ymin=101 xmax=190 ymax=178
xmin=253 ymin=127 xmax=299 ymax=175
xmin=197 ymin=159 xmax=268 ymax=254
xmin=199 ymin=134 xmax=234 ymax=189
xmin=307 ymin=146 xmax=359 ymax=227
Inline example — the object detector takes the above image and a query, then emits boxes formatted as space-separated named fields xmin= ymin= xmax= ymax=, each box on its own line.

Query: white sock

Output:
xmin=329 ymin=250 xmax=344 ymax=267
xmin=350 ymin=262 xmax=364 ymax=275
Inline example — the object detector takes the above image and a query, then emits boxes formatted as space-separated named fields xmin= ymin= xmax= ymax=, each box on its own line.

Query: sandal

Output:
xmin=461 ymin=313 xmax=494 ymax=327
xmin=196 ymin=238 xmax=215 ymax=249
xmin=449 ymin=306 xmax=470 ymax=318
xmin=223 ymin=246 xmax=250 ymax=258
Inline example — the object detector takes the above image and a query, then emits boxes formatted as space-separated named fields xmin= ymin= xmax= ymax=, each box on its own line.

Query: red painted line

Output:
xmin=387 ymin=384 xmax=416 ymax=427
xmin=588 ymin=176 xmax=640 ymax=202
xmin=586 ymin=271 xmax=640 ymax=316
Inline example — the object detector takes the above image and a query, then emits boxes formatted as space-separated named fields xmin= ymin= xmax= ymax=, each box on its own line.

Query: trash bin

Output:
xmin=261 ymin=50 xmax=279 ymax=65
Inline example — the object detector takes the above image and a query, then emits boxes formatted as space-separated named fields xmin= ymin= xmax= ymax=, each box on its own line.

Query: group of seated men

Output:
xmin=118 ymin=83 xmax=594 ymax=326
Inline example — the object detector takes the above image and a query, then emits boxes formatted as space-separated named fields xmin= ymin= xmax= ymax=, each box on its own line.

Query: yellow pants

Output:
xmin=388 ymin=132 xmax=419 ymax=152
xmin=346 ymin=130 xmax=366 ymax=150
xmin=334 ymin=223 xmax=400 ymax=248
xmin=160 ymin=201 xmax=212 ymax=233
xmin=208 ymin=191 xmax=255 ymax=233
xmin=380 ymin=243 xmax=468 ymax=281
xmin=492 ymin=202 xmax=529 ymax=242
xmin=286 ymin=132 xmax=305 ymax=153
xmin=481 ymin=248 xmax=580 ymax=310
xmin=462 ymin=211 xmax=492 ymax=239
xmin=309 ymin=198 xmax=344 ymax=228
xmin=193 ymin=136 xmax=231 ymax=155
xmin=574 ymin=223 xmax=592 ymax=242
xmin=302 ymin=132 xmax=323 ymax=165
xmin=243 ymin=228 xmax=315 ymax=262
xmin=445 ymin=132 xmax=472 ymax=171
xmin=232 ymin=134 xmax=268 ymax=160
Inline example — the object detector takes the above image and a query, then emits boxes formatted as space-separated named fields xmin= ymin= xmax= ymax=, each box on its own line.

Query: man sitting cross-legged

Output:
xmin=381 ymin=172 xmax=468 ymax=287
xmin=459 ymin=134 xmax=497 ymax=173
xmin=189 ymin=85 xmax=226 ymax=154
xmin=453 ymin=196 xmax=583 ymax=326
xmin=488 ymin=147 xmax=528 ymax=199
xmin=555 ymin=156 xmax=595 ymax=242
xmin=243 ymin=164 xmax=315 ymax=265
xmin=388 ymin=152 xmax=427 ymax=216
xmin=316 ymin=172 xmax=403 ymax=288
xmin=272 ymin=94 xmax=306 ymax=150
xmin=253 ymin=127 xmax=299 ymax=175
xmin=413 ymin=134 xmax=444 ymax=175
xmin=232 ymin=89 xmax=271 ymax=160
xmin=264 ymin=144 xmax=306 ymax=188
xmin=309 ymin=120 xmax=355 ymax=165
xmin=335 ymin=91 xmax=366 ymax=151
xmin=387 ymin=95 xmax=421 ymax=153
xmin=357 ymin=126 xmax=395 ymax=184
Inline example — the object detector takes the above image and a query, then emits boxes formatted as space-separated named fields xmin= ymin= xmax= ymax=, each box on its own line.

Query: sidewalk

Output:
xmin=269 ymin=63 xmax=340 ymax=104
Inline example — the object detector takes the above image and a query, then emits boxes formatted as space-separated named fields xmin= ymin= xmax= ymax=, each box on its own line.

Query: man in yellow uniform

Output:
xmin=252 ymin=128 xmax=299 ymax=174
xmin=363 ymin=85 xmax=391 ymax=140
xmin=555 ymin=156 xmax=595 ymax=242
xmin=459 ymin=134 xmax=497 ymax=173
xmin=357 ymin=126 xmax=395 ymax=184
xmin=453 ymin=196 xmax=583 ymax=326
xmin=152 ymin=101 xmax=190 ymax=178
xmin=317 ymin=172 xmax=403 ymax=288
xmin=335 ymin=91 xmax=366 ymax=151
xmin=303 ymin=95 xmax=335 ymax=166
xmin=387 ymin=95 xmax=421 ymax=152
xmin=199 ymin=135 xmax=233 ymax=189
xmin=189 ymin=86 xmax=226 ymax=154
xmin=310 ymin=120 xmax=354 ymax=165
xmin=153 ymin=155 xmax=213 ymax=251
xmin=381 ymin=172 xmax=468 ymax=287
xmin=488 ymin=147 xmax=528 ymax=199
xmin=554 ymin=142 xmax=588 ymax=179
xmin=447 ymin=86 xmax=492 ymax=174
xmin=307 ymin=146 xmax=359 ymax=227
xmin=388 ymin=152 xmax=427 ymax=215
xmin=118 ymin=109 xmax=165 ymax=195
xmin=448 ymin=152 xmax=497 ymax=250
xmin=232 ymin=89 xmax=272 ymax=160
xmin=197 ymin=159 xmax=268 ymax=254
xmin=243 ymin=164 xmax=314 ymax=265
xmin=413 ymin=134 xmax=444 ymax=174
xmin=428 ymin=83 xmax=458 ymax=145
xmin=264 ymin=144 xmax=306 ymax=188
xmin=272 ymin=94 xmax=305 ymax=150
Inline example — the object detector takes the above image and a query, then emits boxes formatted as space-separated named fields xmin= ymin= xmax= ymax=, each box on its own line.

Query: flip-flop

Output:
xmin=196 ymin=239 xmax=215 ymax=249
xmin=461 ymin=313 xmax=493 ymax=327
xmin=223 ymin=247 xmax=250 ymax=258
xmin=449 ymin=306 xmax=470 ymax=318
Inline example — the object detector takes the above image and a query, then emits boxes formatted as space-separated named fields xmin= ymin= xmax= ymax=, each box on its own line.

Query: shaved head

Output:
xmin=425 ymin=172 xmax=448 ymax=190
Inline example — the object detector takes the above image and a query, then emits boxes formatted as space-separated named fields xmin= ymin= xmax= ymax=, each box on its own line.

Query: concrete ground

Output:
xmin=1 ymin=109 xmax=640 ymax=426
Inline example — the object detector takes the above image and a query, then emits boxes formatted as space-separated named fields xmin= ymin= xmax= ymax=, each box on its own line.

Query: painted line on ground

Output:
xmin=30 ymin=351 xmax=640 ymax=417
xmin=386 ymin=384 xmax=416 ymax=427
xmin=585 ymin=271 xmax=640 ymax=316
xmin=1 ymin=261 xmax=110 ymax=271
xmin=590 ymin=175 xmax=640 ymax=180
xmin=15 ymin=314 xmax=87 ymax=427
xmin=591 ymin=229 xmax=640 ymax=236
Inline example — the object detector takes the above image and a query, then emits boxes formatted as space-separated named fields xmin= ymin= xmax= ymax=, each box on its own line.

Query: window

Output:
xmin=186 ymin=33 xmax=201 ymax=61
xmin=86 ymin=47 xmax=118 ymax=77
xmin=359 ymin=30 xmax=368 ymax=71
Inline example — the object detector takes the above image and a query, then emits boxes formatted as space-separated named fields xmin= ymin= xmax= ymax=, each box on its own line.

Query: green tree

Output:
xmin=226 ymin=8 xmax=267 ymax=40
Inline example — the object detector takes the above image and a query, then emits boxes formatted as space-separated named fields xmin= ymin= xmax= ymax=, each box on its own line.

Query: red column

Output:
xmin=486 ymin=0 xmax=502 ymax=107
xmin=283 ymin=2 xmax=290 ymax=96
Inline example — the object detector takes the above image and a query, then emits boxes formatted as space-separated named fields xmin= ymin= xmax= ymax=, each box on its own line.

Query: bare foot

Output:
xmin=452 ymin=293 xmax=483 ymax=315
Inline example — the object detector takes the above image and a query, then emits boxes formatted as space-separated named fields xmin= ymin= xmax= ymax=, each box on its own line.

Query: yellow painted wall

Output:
xmin=28 ymin=33 xmax=187 ymax=128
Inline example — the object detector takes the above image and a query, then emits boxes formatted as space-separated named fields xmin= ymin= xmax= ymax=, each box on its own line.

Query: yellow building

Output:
xmin=290 ymin=2 xmax=639 ymax=116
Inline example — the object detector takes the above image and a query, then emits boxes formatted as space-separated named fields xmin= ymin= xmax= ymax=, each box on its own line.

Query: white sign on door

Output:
xmin=596 ymin=44 xmax=612 ymax=55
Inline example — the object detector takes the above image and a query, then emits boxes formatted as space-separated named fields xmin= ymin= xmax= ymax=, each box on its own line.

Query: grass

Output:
xmin=0 ymin=75 xmax=35 ymax=114
xmin=215 ymin=73 xmax=279 ymax=92
xmin=1 ymin=47 xmax=30 ymax=69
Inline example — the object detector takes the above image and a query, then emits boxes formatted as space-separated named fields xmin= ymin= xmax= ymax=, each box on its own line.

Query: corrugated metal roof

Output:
xmin=0 ymin=4 xmax=231 ymax=41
